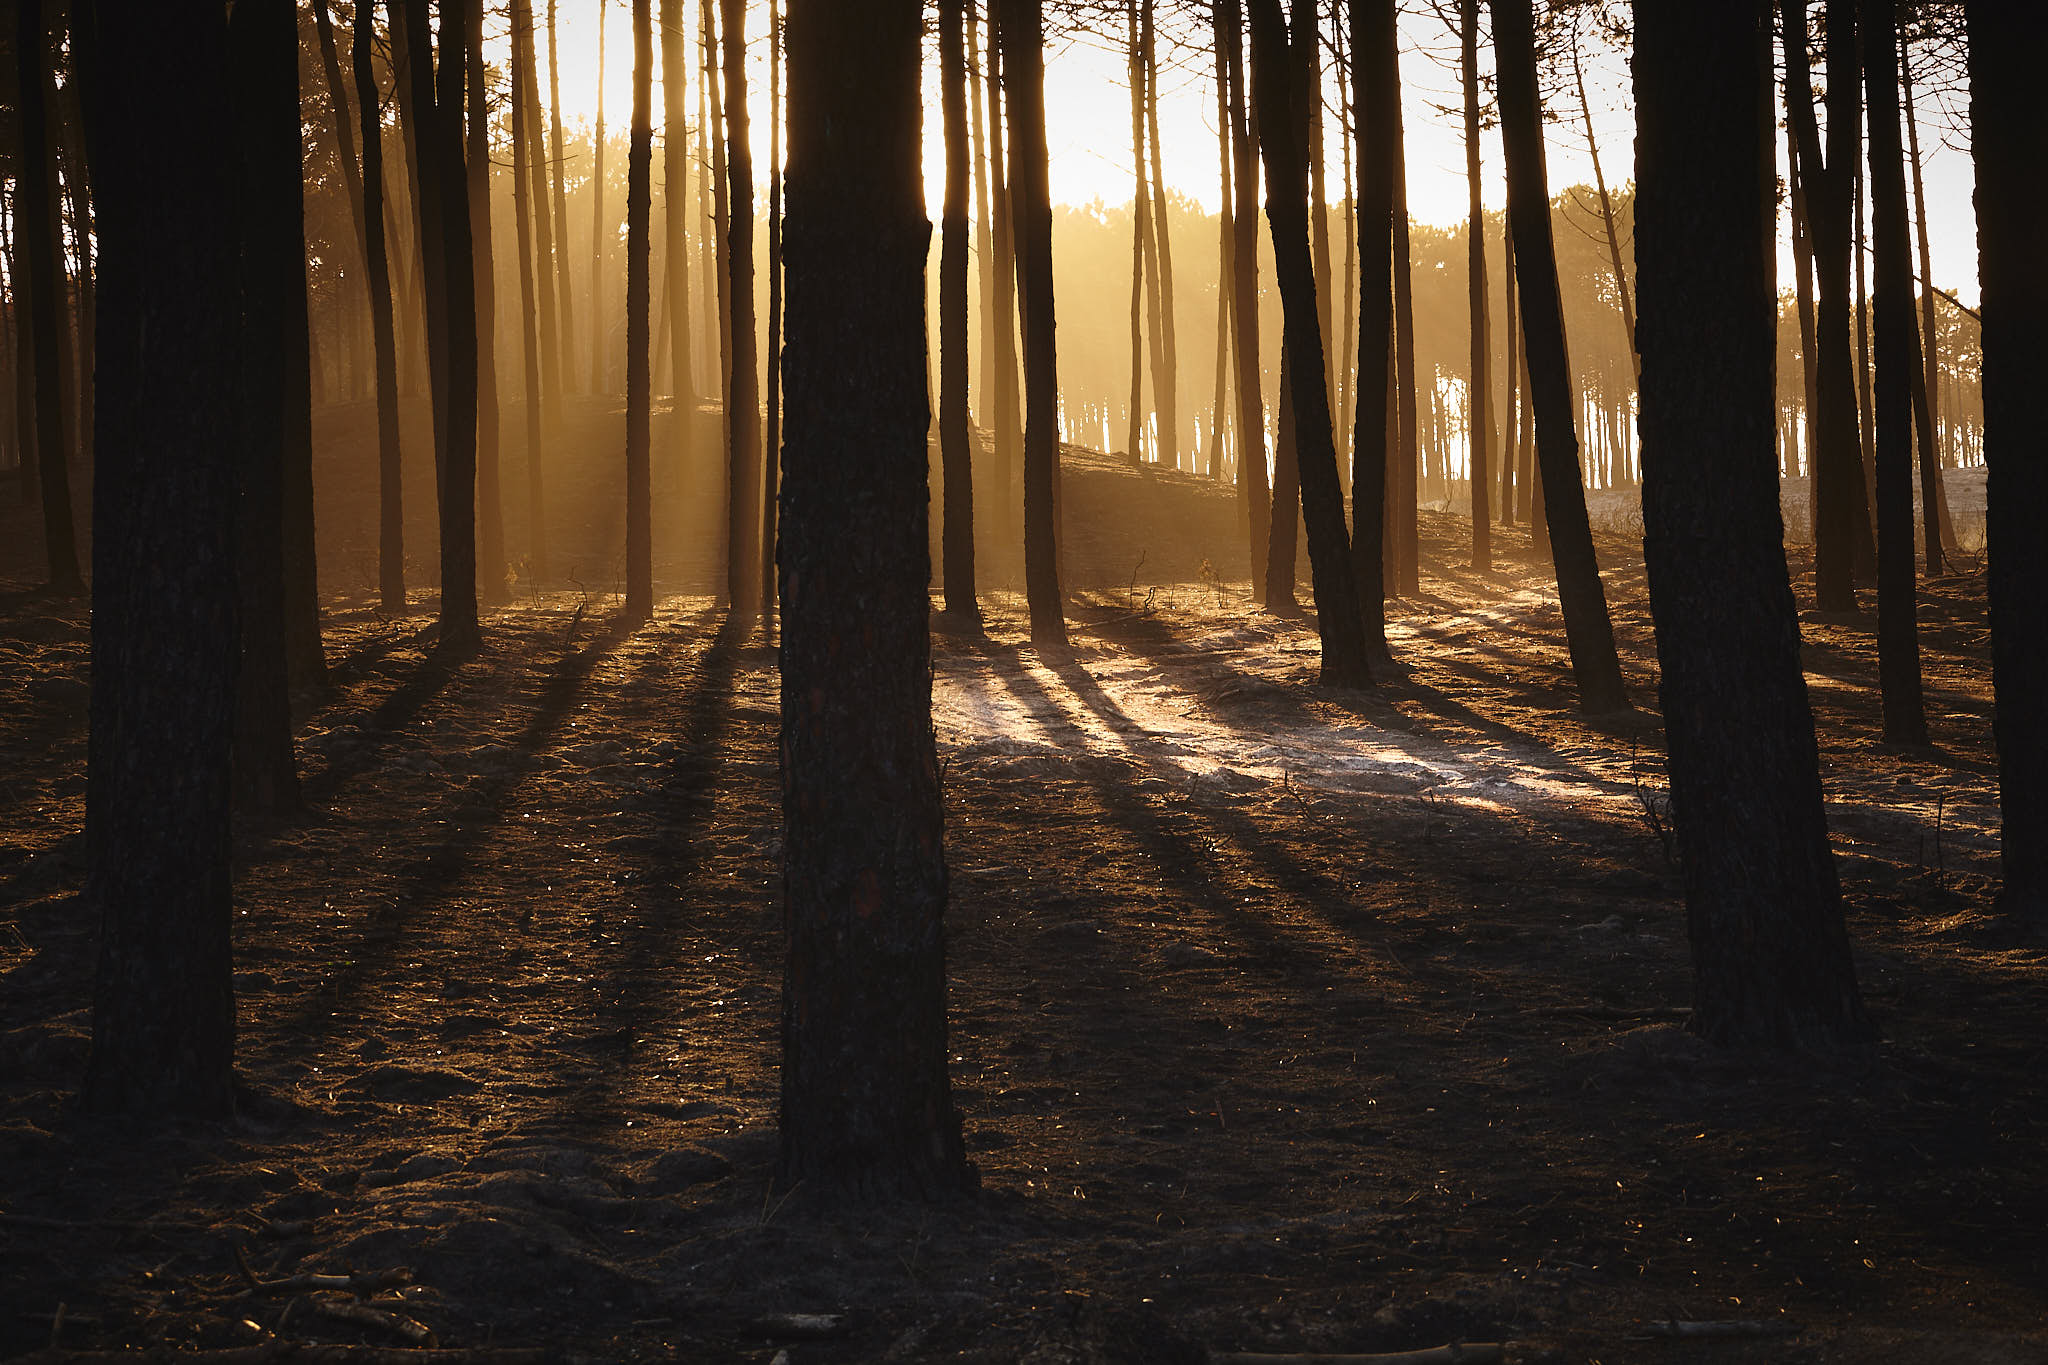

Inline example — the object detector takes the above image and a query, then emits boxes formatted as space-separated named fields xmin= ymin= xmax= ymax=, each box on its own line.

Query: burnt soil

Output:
xmin=1 ymin=410 xmax=2044 ymax=1364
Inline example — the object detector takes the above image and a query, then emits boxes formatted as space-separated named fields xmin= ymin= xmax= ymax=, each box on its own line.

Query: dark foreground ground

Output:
xmin=0 ymin=413 xmax=2043 ymax=1364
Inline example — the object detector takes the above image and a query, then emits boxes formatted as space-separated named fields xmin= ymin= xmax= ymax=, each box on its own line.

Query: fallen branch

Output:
xmin=1208 ymin=1345 xmax=1505 ymax=1365
xmin=303 ymin=1299 xmax=437 ymax=1349
xmin=234 ymin=1245 xmax=412 ymax=1300
xmin=1642 ymin=1320 xmax=1801 ymax=1339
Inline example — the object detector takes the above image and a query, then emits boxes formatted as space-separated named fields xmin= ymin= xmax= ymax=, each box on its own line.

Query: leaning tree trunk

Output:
xmin=16 ymin=0 xmax=78 ymax=592
xmin=1969 ymin=2 xmax=2048 ymax=925
xmin=80 ymin=0 xmax=241 ymax=1118
xmin=1347 ymin=0 xmax=1394 ymax=657
xmin=778 ymin=0 xmax=976 ymax=1202
xmin=939 ymin=0 xmax=978 ymax=620
xmin=720 ymin=0 xmax=762 ymax=621
xmin=1635 ymin=0 xmax=1871 ymax=1048
xmin=1490 ymin=0 xmax=1627 ymax=713
xmin=625 ymin=0 xmax=654 ymax=621
xmin=1860 ymin=0 xmax=1927 ymax=745
xmin=999 ymin=0 xmax=1068 ymax=647
xmin=357 ymin=0 xmax=405 ymax=610
xmin=1460 ymin=0 xmax=1490 ymax=569
xmin=1248 ymin=0 xmax=1370 ymax=686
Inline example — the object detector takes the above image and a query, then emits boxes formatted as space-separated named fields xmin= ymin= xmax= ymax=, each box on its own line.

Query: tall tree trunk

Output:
xmin=547 ymin=0 xmax=577 ymax=377
xmin=1220 ymin=0 xmax=1269 ymax=602
xmin=1306 ymin=7 xmax=1332 ymax=416
xmin=1900 ymin=42 xmax=1953 ymax=564
xmin=761 ymin=0 xmax=783 ymax=628
xmin=703 ymin=0 xmax=735 ymax=573
xmin=1348 ymin=0 xmax=1393 ymax=654
xmin=1249 ymin=0 xmax=1370 ymax=685
xmin=1144 ymin=0 xmax=1180 ymax=471
xmin=1969 ymin=1 xmax=2048 ymax=923
xmin=1266 ymin=345 xmax=1299 ymax=610
xmin=721 ymin=0 xmax=762 ymax=619
xmin=1390 ymin=70 xmax=1420 ymax=598
xmin=1490 ymin=0 xmax=1627 ymax=713
xmin=589 ymin=0 xmax=610 ymax=395
xmin=696 ymin=23 xmax=718 ymax=412
xmin=1853 ymin=146 xmax=1877 ymax=556
xmin=940 ymin=0 xmax=978 ymax=619
xmin=778 ymin=0 xmax=974 ymax=1200
xmin=970 ymin=0 xmax=995 ymax=428
xmin=624 ymin=0 xmax=654 ymax=621
xmin=1336 ymin=23 xmax=1356 ymax=482
xmin=1567 ymin=12 xmax=1636 ymax=370
xmin=357 ymin=0 xmax=406 ymax=610
xmin=520 ymin=0 xmax=559 ymax=577
xmin=1210 ymin=6 xmax=1234 ymax=483
xmin=1860 ymin=0 xmax=1927 ymax=745
xmin=1501 ymin=222 xmax=1518 ymax=526
xmin=468 ymin=0 xmax=505 ymax=603
xmin=986 ymin=28 xmax=1022 ymax=552
xmin=1460 ymin=0 xmax=1490 ymax=569
xmin=1635 ymin=0 xmax=1871 ymax=1049
xmin=1785 ymin=0 xmax=1876 ymax=607
xmin=1787 ymin=114 xmax=1820 ymax=532
xmin=16 ymin=0 xmax=78 ymax=592
xmin=661 ymin=0 xmax=695 ymax=409
xmin=1126 ymin=0 xmax=1149 ymax=465
xmin=79 ymin=0 xmax=240 ymax=1118
xmin=310 ymin=0 xmax=369 ymax=281
xmin=999 ymin=0 xmax=1068 ymax=645
xmin=511 ymin=0 xmax=547 ymax=592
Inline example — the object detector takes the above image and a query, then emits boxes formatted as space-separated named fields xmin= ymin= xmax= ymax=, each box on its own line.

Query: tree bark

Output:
xmin=1859 ymin=0 xmax=1927 ymax=745
xmin=1390 ymin=97 xmax=1419 ymax=598
xmin=548 ymin=0 xmax=578 ymax=377
xmin=1347 ymin=0 xmax=1394 ymax=655
xmin=939 ymin=0 xmax=978 ymax=620
xmin=1490 ymin=0 xmax=1627 ymax=712
xmin=1969 ymin=2 xmax=2048 ymax=924
xmin=661 ymin=0 xmax=695 ymax=409
xmin=512 ymin=0 xmax=551 ymax=581
xmin=1126 ymin=0 xmax=1149 ymax=466
xmin=778 ymin=0 xmax=975 ymax=1201
xmin=998 ymin=0 xmax=1068 ymax=647
xmin=589 ymin=0 xmax=610 ymax=395
xmin=15 ymin=0 xmax=78 ymax=592
xmin=1501 ymin=218 xmax=1517 ymax=525
xmin=625 ymin=0 xmax=654 ymax=621
xmin=720 ymin=0 xmax=762 ymax=620
xmin=468 ymin=0 xmax=506 ymax=604
xmin=1899 ymin=42 xmax=1953 ymax=566
xmin=1209 ymin=4 xmax=1233 ymax=483
xmin=761 ymin=0 xmax=783 ymax=630
xmin=1460 ymin=0 xmax=1490 ymax=569
xmin=79 ymin=0 xmax=241 ymax=1117
xmin=1220 ymin=0 xmax=1269 ymax=602
xmin=1786 ymin=115 xmax=1820 ymax=526
xmin=1144 ymin=0 xmax=1180 ymax=472
xmin=1635 ymin=0 xmax=1870 ymax=1048
xmin=1249 ymin=0 xmax=1369 ymax=686
xmin=357 ymin=0 xmax=406 ymax=610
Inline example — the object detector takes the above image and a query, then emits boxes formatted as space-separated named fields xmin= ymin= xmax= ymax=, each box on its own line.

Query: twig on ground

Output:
xmin=233 ymin=1245 xmax=412 ymax=1300
xmin=303 ymin=1299 xmax=437 ymax=1349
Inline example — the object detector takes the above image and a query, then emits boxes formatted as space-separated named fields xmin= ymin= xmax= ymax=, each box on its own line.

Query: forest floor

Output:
xmin=1 ymin=436 xmax=2044 ymax=1364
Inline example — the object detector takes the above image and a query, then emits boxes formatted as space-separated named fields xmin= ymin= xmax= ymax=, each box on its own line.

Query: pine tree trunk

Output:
xmin=548 ymin=0 xmax=578 ymax=376
xmin=589 ymin=0 xmax=610 ymax=395
xmin=1501 ymin=218 xmax=1517 ymax=525
xmin=468 ymin=0 xmax=506 ymax=604
xmin=1266 ymin=345 xmax=1299 ymax=610
xmin=511 ymin=0 xmax=547 ymax=592
xmin=1460 ymin=0 xmax=1490 ymax=569
xmin=720 ymin=0 xmax=762 ymax=620
xmin=357 ymin=0 xmax=406 ymax=610
xmin=1126 ymin=0 xmax=1148 ymax=466
xmin=1219 ymin=0 xmax=1269 ymax=602
xmin=1786 ymin=117 xmax=1820 ymax=533
xmin=939 ymin=0 xmax=978 ymax=619
xmin=1490 ymin=0 xmax=1627 ymax=712
xmin=761 ymin=0 xmax=782 ymax=629
xmin=624 ymin=0 xmax=654 ymax=621
xmin=15 ymin=0 xmax=78 ymax=592
xmin=1144 ymin=0 xmax=1179 ymax=471
xmin=1900 ymin=44 xmax=1954 ymax=563
xmin=1859 ymin=0 xmax=1927 ymax=745
xmin=1969 ymin=2 xmax=2048 ymax=924
xmin=778 ymin=0 xmax=975 ymax=1200
xmin=1210 ymin=3 xmax=1233 ymax=483
xmin=970 ymin=1 xmax=996 ymax=429
xmin=986 ymin=30 xmax=1022 ymax=554
xmin=1391 ymin=102 xmax=1420 ymax=598
xmin=661 ymin=0 xmax=695 ymax=409
xmin=1348 ymin=0 xmax=1393 ymax=655
xmin=80 ymin=0 xmax=241 ymax=1118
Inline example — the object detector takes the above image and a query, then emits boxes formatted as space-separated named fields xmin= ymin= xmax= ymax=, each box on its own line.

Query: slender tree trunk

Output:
xmin=310 ymin=0 xmax=369 ymax=287
xmin=761 ymin=0 xmax=783 ymax=628
xmin=519 ymin=0 xmax=559 ymax=577
xmin=721 ymin=0 xmax=762 ymax=619
xmin=16 ymin=0 xmax=78 ymax=592
xmin=704 ymin=0 xmax=735 ymax=575
xmin=999 ymin=0 xmax=1068 ymax=646
xmin=623 ymin=0 xmax=653 ymax=620
xmin=1348 ymin=0 xmax=1393 ymax=653
xmin=778 ymin=0 xmax=975 ymax=1200
xmin=511 ymin=0 xmax=548 ymax=593
xmin=1568 ymin=14 xmax=1636 ymax=370
xmin=468 ymin=0 xmax=506 ymax=603
xmin=80 ymin=0 xmax=240 ymax=1118
xmin=1210 ymin=5 xmax=1234 ymax=483
xmin=1266 ymin=344 xmax=1299 ymax=610
xmin=1853 ymin=147 xmax=1877 ymax=555
xmin=548 ymin=0 xmax=578 ymax=376
xmin=1460 ymin=0 xmax=1490 ymax=569
xmin=1221 ymin=0 xmax=1269 ymax=601
xmin=986 ymin=29 xmax=1022 ymax=553
xmin=1969 ymin=2 xmax=2048 ymax=923
xmin=1145 ymin=0 xmax=1180 ymax=471
xmin=1306 ymin=9 xmax=1332 ymax=415
xmin=1502 ymin=223 xmax=1518 ymax=526
xmin=589 ymin=0 xmax=610 ymax=395
xmin=970 ymin=0 xmax=995 ymax=427
xmin=1337 ymin=27 xmax=1356 ymax=482
xmin=1900 ymin=43 xmax=1953 ymax=563
xmin=661 ymin=0 xmax=695 ymax=409
xmin=1635 ymin=0 xmax=1871 ymax=1049
xmin=356 ymin=0 xmax=406 ymax=610
xmin=940 ymin=0 xmax=978 ymax=619
xmin=1250 ymin=0 xmax=1370 ymax=685
xmin=1860 ymin=0 xmax=1927 ymax=745
xmin=1491 ymin=0 xmax=1627 ymax=712
xmin=1126 ymin=0 xmax=1149 ymax=466
xmin=1787 ymin=117 xmax=1820 ymax=524
xmin=696 ymin=29 xmax=717 ymax=408
xmin=1391 ymin=79 xmax=1420 ymax=598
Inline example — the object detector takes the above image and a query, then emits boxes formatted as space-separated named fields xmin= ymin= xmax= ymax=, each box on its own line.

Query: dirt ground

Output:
xmin=1 ymin=415 xmax=2044 ymax=1364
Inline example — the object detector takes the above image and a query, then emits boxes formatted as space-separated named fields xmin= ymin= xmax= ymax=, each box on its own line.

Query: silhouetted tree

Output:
xmin=589 ymin=0 xmax=609 ymax=395
xmin=999 ymin=0 xmax=1068 ymax=647
xmin=778 ymin=0 xmax=974 ymax=1200
xmin=661 ymin=0 xmax=695 ymax=410
xmin=356 ymin=0 xmax=406 ymax=611
xmin=1143 ymin=0 xmax=1179 ymax=472
xmin=761 ymin=0 xmax=783 ymax=630
xmin=625 ymin=0 xmax=653 ymax=622
xmin=721 ymin=0 xmax=762 ymax=620
xmin=1970 ymin=1 xmax=2048 ymax=925
xmin=1348 ymin=0 xmax=1396 ymax=656
xmin=1489 ymin=0 xmax=1626 ymax=713
xmin=939 ymin=0 xmax=979 ymax=622
xmin=1860 ymin=0 xmax=1928 ymax=745
xmin=468 ymin=0 xmax=506 ymax=603
xmin=1634 ymin=0 xmax=1871 ymax=1047
xmin=511 ymin=0 xmax=548 ymax=585
xmin=1248 ymin=0 xmax=1370 ymax=686
xmin=79 ymin=0 xmax=241 ymax=1116
xmin=16 ymin=0 xmax=78 ymax=593
xmin=548 ymin=0 xmax=577 ymax=374
xmin=1460 ymin=0 xmax=1491 ymax=569
xmin=1219 ymin=0 xmax=1269 ymax=600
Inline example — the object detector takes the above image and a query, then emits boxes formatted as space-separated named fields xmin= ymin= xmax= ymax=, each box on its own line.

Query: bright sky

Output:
xmin=533 ymin=2 xmax=1982 ymax=303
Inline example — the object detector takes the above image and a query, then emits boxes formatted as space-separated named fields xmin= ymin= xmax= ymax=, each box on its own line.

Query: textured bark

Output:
xmin=80 ymin=0 xmax=241 ymax=1117
xmin=1248 ymin=0 xmax=1369 ymax=686
xmin=761 ymin=0 xmax=783 ymax=629
xmin=1347 ymin=0 xmax=1395 ymax=655
xmin=468 ymin=0 xmax=505 ymax=604
xmin=1969 ymin=3 xmax=2048 ymax=923
xmin=511 ymin=0 xmax=548 ymax=583
xmin=1490 ymin=0 xmax=1626 ymax=713
xmin=661 ymin=0 xmax=695 ymax=408
xmin=720 ymin=0 xmax=762 ymax=620
xmin=998 ymin=0 xmax=1067 ymax=647
xmin=15 ymin=0 xmax=78 ymax=592
xmin=1219 ymin=0 xmax=1268 ymax=602
xmin=625 ymin=0 xmax=653 ymax=621
xmin=357 ymin=0 xmax=406 ymax=610
xmin=939 ymin=0 xmax=978 ymax=619
xmin=1460 ymin=0 xmax=1490 ymax=569
xmin=778 ymin=0 xmax=975 ymax=1200
xmin=1501 ymin=221 xmax=1517 ymax=525
xmin=1859 ymin=0 xmax=1927 ymax=745
xmin=1634 ymin=0 xmax=1871 ymax=1048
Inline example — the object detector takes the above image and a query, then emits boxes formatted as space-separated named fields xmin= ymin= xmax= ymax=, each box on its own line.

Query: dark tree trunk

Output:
xmin=589 ymin=0 xmax=609 ymax=395
xmin=357 ymin=0 xmax=406 ymax=610
xmin=228 ymin=0 xmax=305 ymax=816
xmin=79 ymin=0 xmax=241 ymax=1117
xmin=720 ymin=0 xmax=762 ymax=621
xmin=467 ymin=0 xmax=506 ymax=604
xmin=1783 ymin=0 xmax=1871 ymax=611
xmin=984 ymin=29 xmax=1022 ymax=548
xmin=998 ymin=0 xmax=1067 ymax=647
xmin=1461 ymin=0 xmax=1490 ymax=569
xmin=1347 ymin=0 xmax=1393 ymax=655
xmin=661 ymin=0 xmax=695 ymax=408
xmin=761 ymin=0 xmax=783 ymax=629
xmin=16 ymin=0 xmax=78 ymax=592
xmin=1248 ymin=0 xmax=1369 ymax=686
xmin=1859 ymin=0 xmax=1927 ymax=745
xmin=625 ymin=0 xmax=653 ymax=621
xmin=1786 ymin=115 xmax=1820 ymax=531
xmin=1390 ymin=100 xmax=1420 ymax=598
xmin=778 ymin=0 xmax=975 ymax=1200
xmin=548 ymin=0 xmax=577 ymax=374
xmin=1219 ymin=0 xmax=1269 ymax=601
xmin=1210 ymin=6 xmax=1233 ymax=483
xmin=1266 ymin=345 xmax=1299 ymax=610
xmin=1143 ymin=0 xmax=1179 ymax=472
xmin=512 ymin=0 xmax=549 ymax=583
xmin=1126 ymin=0 xmax=1148 ymax=466
xmin=938 ymin=0 xmax=978 ymax=620
xmin=1634 ymin=0 xmax=1870 ymax=1048
xmin=310 ymin=0 xmax=369 ymax=293
xmin=1900 ymin=45 xmax=1953 ymax=567
xmin=1501 ymin=221 xmax=1518 ymax=525
xmin=1970 ymin=2 xmax=2048 ymax=924
xmin=1490 ymin=0 xmax=1627 ymax=713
